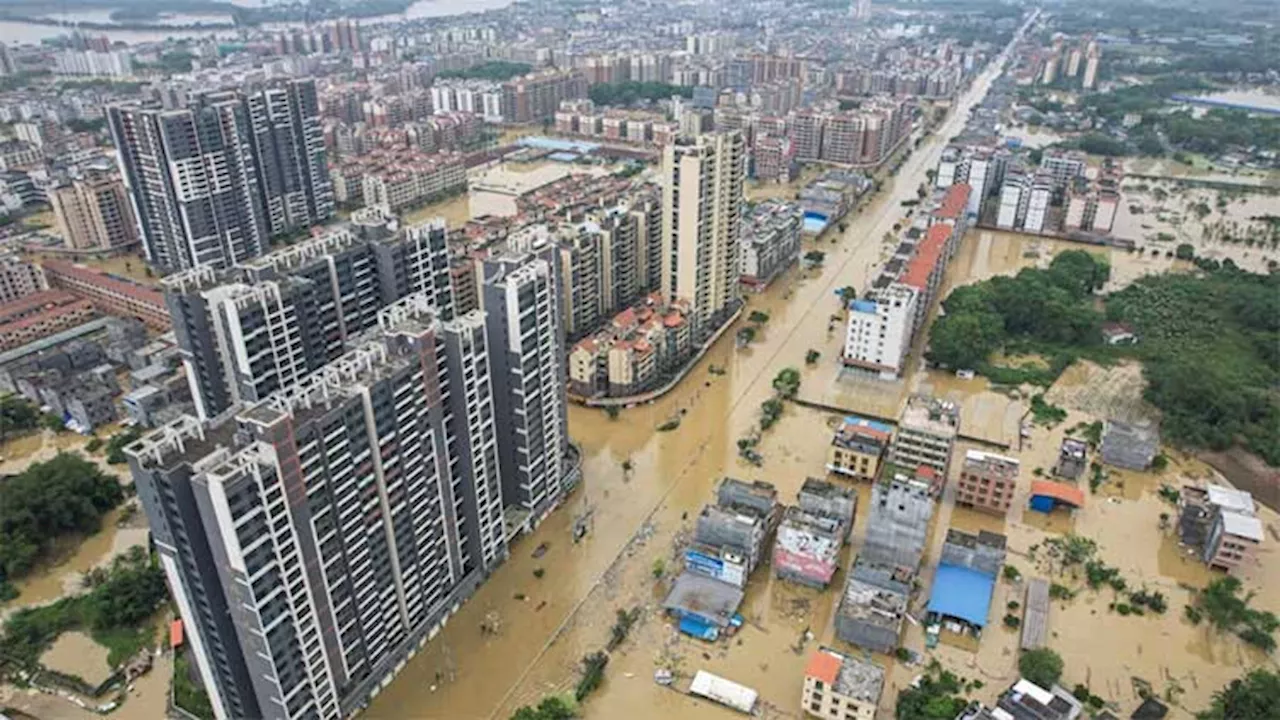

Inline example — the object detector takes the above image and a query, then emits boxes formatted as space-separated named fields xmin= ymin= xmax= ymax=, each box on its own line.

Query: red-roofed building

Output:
xmin=900 ymin=223 xmax=953 ymax=332
xmin=933 ymin=182 xmax=971 ymax=223
xmin=41 ymin=260 xmax=169 ymax=330
xmin=802 ymin=648 xmax=885 ymax=720
xmin=0 ymin=297 xmax=97 ymax=350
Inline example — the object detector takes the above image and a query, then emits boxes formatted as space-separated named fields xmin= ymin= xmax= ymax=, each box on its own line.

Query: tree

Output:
xmin=1175 ymin=243 xmax=1195 ymax=260
xmin=1197 ymin=669 xmax=1280 ymax=720
xmin=1019 ymin=648 xmax=1064 ymax=689
xmin=0 ymin=453 xmax=124 ymax=580
xmin=0 ymin=394 xmax=42 ymax=441
xmin=512 ymin=696 xmax=577 ymax=720
xmin=772 ymin=368 xmax=801 ymax=398
xmin=927 ymin=310 xmax=1005 ymax=369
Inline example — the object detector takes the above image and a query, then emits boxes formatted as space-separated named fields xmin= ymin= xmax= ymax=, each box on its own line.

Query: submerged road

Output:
xmin=365 ymin=14 xmax=1035 ymax=720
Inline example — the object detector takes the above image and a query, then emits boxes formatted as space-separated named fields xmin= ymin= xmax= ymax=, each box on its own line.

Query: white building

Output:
xmin=842 ymin=283 xmax=918 ymax=380
xmin=54 ymin=50 xmax=134 ymax=78
xmin=996 ymin=173 xmax=1026 ymax=230
xmin=1022 ymin=178 xmax=1053 ymax=234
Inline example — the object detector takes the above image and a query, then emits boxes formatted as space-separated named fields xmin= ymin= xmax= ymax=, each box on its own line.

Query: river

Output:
xmin=0 ymin=0 xmax=515 ymax=46
xmin=362 ymin=20 xmax=1034 ymax=720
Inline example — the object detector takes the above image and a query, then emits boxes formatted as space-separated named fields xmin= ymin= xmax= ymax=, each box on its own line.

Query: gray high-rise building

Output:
xmin=127 ymin=297 xmax=511 ymax=720
xmin=109 ymin=79 xmax=333 ymax=272
xmin=164 ymin=212 xmax=452 ymax=420
xmin=481 ymin=251 xmax=570 ymax=527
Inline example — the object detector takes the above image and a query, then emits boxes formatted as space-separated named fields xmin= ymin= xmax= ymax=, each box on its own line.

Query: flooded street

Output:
xmin=362 ymin=39 xmax=1279 ymax=720
xmin=365 ymin=50 xmax=1019 ymax=720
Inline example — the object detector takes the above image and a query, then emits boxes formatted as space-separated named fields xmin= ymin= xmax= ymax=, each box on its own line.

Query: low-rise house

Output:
xmin=802 ymin=648 xmax=884 ymax=720
xmin=827 ymin=415 xmax=893 ymax=480
xmin=1178 ymin=484 xmax=1264 ymax=574
xmin=956 ymin=449 xmax=1020 ymax=516
xmin=1100 ymin=420 xmax=1159 ymax=470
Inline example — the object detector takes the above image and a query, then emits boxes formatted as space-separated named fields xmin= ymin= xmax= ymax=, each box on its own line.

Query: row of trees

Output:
xmin=587 ymin=82 xmax=693 ymax=107
xmin=437 ymin=61 xmax=532 ymax=82
xmin=0 ymin=453 xmax=125 ymax=587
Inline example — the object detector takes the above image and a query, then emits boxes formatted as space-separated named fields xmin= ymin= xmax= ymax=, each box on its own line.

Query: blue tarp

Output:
xmin=1029 ymin=495 xmax=1057 ymax=513
xmin=803 ymin=217 xmax=828 ymax=234
xmin=679 ymin=616 xmax=720 ymax=641
xmin=927 ymin=563 xmax=996 ymax=628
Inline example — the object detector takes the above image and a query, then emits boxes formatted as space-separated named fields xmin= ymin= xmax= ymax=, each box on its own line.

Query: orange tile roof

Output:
xmin=1030 ymin=480 xmax=1086 ymax=508
xmin=934 ymin=183 xmax=971 ymax=220
xmin=805 ymin=651 xmax=841 ymax=685
xmin=900 ymin=223 xmax=952 ymax=290
xmin=41 ymin=260 xmax=165 ymax=308
xmin=663 ymin=312 xmax=683 ymax=328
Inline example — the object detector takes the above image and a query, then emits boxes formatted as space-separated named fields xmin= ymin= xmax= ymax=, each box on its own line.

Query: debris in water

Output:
xmin=532 ymin=542 xmax=549 ymax=559
xmin=654 ymin=669 xmax=673 ymax=686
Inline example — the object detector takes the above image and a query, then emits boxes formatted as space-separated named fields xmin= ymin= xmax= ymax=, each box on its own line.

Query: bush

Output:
xmin=805 ymin=349 xmax=821 ymax=365
xmin=1003 ymin=565 xmax=1021 ymax=582
xmin=1004 ymin=614 xmax=1022 ymax=629
xmin=575 ymin=651 xmax=608 ymax=701
xmin=85 ymin=437 xmax=104 ymax=453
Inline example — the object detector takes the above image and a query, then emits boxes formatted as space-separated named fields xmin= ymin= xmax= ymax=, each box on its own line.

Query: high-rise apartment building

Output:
xmin=50 ymin=171 xmax=138 ymax=250
xmin=163 ymin=212 xmax=452 ymax=420
xmin=126 ymin=295 xmax=516 ymax=720
xmin=661 ymin=131 xmax=746 ymax=337
xmin=481 ymin=252 xmax=570 ymax=525
xmin=109 ymin=79 xmax=333 ymax=271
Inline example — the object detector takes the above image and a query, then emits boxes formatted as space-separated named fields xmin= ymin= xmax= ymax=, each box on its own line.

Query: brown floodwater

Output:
xmin=6 ymin=506 xmax=125 ymax=613
xmin=363 ymin=58 xmax=1280 ymax=720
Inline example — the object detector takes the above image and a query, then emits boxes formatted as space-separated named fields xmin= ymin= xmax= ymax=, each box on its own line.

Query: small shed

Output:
xmin=170 ymin=619 xmax=184 ymax=649
xmin=1029 ymin=480 xmax=1086 ymax=514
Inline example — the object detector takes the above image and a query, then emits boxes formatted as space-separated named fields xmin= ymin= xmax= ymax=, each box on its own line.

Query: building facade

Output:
xmin=481 ymin=252 xmax=570 ymax=526
xmin=661 ymin=131 xmax=746 ymax=338
xmin=955 ymin=449 xmax=1020 ymax=516
xmin=50 ymin=171 xmax=139 ymax=250
xmin=163 ymin=213 xmax=451 ymax=420
xmin=109 ymin=79 xmax=333 ymax=271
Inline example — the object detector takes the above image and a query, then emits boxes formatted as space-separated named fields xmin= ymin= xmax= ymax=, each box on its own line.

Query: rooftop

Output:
xmin=899 ymin=394 xmax=960 ymax=436
xmin=928 ymin=563 xmax=996 ymax=628
xmin=1206 ymin=484 xmax=1256 ymax=516
xmin=1220 ymin=510 xmax=1264 ymax=542
xmin=1029 ymin=480 xmax=1086 ymax=508
xmin=806 ymin=648 xmax=885 ymax=702
xmin=934 ymin=182 xmax=972 ymax=219
xmin=662 ymin=573 xmax=745 ymax=626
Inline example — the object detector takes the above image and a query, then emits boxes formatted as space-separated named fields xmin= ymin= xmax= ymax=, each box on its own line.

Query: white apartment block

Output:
xmin=842 ymin=283 xmax=918 ymax=380
xmin=54 ymin=50 xmax=134 ymax=78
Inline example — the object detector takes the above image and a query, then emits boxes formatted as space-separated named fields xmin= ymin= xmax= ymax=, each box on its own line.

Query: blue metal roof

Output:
xmin=850 ymin=299 xmax=878 ymax=314
xmin=843 ymin=416 xmax=894 ymax=434
xmin=517 ymin=136 xmax=600 ymax=153
xmin=927 ymin=563 xmax=996 ymax=628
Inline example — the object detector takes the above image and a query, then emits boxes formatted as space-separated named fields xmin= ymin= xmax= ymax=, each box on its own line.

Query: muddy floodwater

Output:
xmin=363 ymin=57 xmax=1280 ymax=720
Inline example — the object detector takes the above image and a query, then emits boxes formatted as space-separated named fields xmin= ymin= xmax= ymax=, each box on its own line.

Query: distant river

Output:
xmin=0 ymin=0 xmax=515 ymax=46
